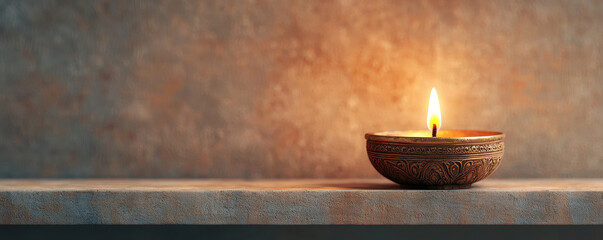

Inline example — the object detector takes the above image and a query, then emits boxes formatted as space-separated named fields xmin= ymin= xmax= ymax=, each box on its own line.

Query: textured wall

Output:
xmin=0 ymin=0 xmax=602 ymax=178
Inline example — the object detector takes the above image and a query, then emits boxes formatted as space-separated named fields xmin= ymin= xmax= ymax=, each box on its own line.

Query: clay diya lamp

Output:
xmin=365 ymin=88 xmax=505 ymax=189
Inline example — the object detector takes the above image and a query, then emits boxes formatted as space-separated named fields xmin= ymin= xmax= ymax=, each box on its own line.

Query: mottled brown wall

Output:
xmin=0 ymin=0 xmax=602 ymax=178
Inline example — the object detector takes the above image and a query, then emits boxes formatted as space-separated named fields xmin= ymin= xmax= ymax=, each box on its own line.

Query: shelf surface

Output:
xmin=1 ymin=179 xmax=602 ymax=224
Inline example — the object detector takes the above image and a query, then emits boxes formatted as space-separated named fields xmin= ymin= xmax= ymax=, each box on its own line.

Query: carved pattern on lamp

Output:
xmin=366 ymin=136 xmax=504 ymax=189
xmin=367 ymin=141 xmax=504 ymax=154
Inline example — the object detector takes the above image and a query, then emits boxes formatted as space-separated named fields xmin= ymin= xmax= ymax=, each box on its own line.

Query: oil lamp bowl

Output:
xmin=365 ymin=130 xmax=505 ymax=189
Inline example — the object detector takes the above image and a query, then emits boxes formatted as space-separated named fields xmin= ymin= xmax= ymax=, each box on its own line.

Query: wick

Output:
xmin=432 ymin=124 xmax=437 ymax=137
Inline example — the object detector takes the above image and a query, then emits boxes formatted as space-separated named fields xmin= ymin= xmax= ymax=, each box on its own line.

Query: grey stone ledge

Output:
xmin=1 ymin=179 xmax=602 ymax=224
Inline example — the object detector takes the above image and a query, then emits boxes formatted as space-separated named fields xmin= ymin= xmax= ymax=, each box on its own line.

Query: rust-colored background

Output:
xmin=1 ymin=0 xmax=601 ymax=178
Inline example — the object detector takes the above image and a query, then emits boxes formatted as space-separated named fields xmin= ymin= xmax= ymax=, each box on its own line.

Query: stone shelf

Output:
xmin=0 ymin=179 xmax=602 ymax=224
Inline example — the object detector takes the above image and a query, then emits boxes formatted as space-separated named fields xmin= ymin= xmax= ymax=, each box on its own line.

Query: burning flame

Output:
xmin=427 ymin=88 xmax=441 ymax=132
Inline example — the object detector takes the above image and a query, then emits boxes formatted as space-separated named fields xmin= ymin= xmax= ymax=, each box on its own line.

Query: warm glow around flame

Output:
xmin=427 ymin=88 xmax=441 ymax=131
